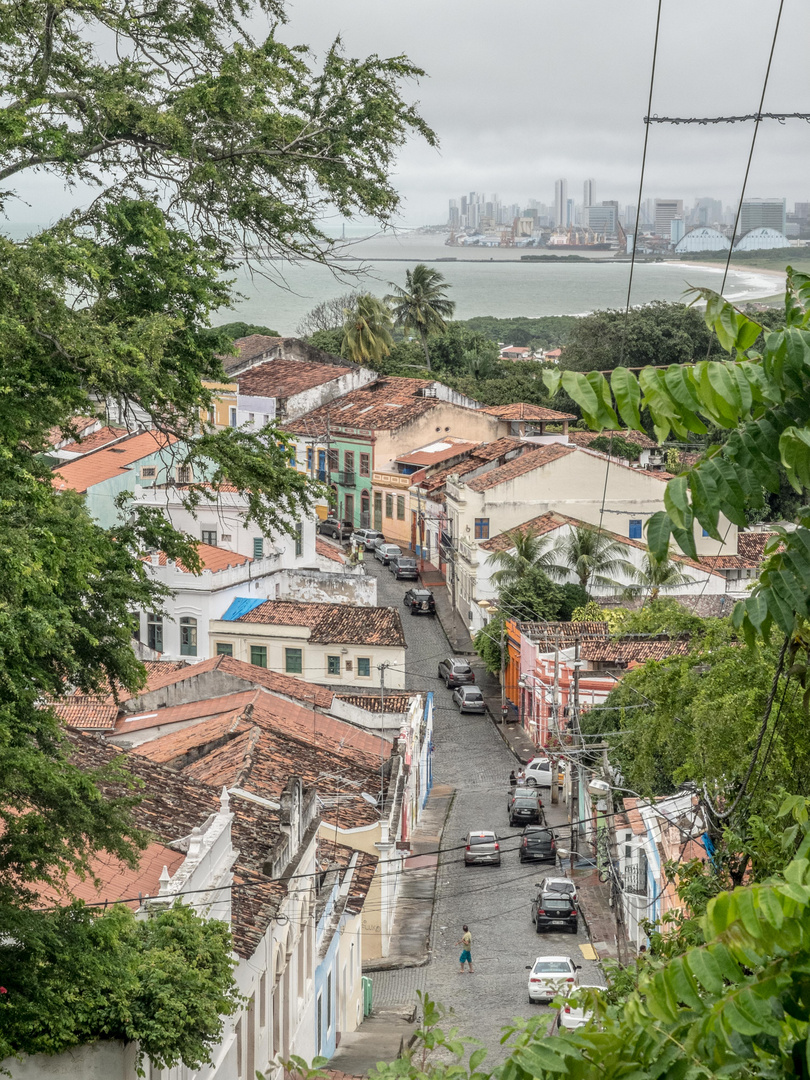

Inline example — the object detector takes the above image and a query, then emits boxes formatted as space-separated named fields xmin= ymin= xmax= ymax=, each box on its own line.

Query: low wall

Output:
xmin=2 ymin=1041 xmax=139 ymax=1079
xmin=276 ymin=569 xmax=377 ymax=607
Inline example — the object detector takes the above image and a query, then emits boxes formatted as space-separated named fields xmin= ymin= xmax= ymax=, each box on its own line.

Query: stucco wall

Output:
xmin=1 ymin=1042 xmax=140 ymax=1080
xmin=373 ymin=403 xmax=506 ymax=467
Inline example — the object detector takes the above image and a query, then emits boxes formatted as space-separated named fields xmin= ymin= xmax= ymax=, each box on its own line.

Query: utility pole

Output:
xmin=551 ymin=632 xmax=560 ymax=804
xmin=499 ymin=617 xmax=507 ymax=724
xmin=378 ymin=662 xmax=389 ymax=807
xmin=570 ymin=634 xmax=581 ymax=856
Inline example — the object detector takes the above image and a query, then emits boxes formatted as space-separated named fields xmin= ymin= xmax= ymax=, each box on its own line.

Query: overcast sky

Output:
xmin=274 ymin=0 xmax=810 ymax=225
xmin=7 ymin=0 xmax=810 ymax=228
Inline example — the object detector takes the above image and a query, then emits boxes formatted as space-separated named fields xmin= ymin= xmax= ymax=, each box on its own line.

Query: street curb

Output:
xmin=490 ymin=712 xmax=534 ymax=764
xmin=362 ymin=788 xmax=457 ymax=974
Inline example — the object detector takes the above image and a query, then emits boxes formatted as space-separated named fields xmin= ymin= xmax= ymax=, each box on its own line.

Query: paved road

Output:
xmin=368 ymin=561 xmax=603 ymax=1062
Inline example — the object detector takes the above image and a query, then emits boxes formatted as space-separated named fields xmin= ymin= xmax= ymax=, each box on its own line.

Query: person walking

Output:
xmin=456 ymin=925 xmax=473 ymax=973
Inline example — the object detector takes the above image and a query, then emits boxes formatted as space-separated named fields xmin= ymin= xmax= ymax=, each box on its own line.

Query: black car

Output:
xmin=509 ymin=792 xmax=544 ymax=827
xmin=318 ymin=518 xmax=353 ymax=542
xmin=437 ymin=658 xmax=476 ymax=689
xmin=519 ymin=826 xmax=557 ymax=864
xmin=390 ymin=556 xmax=419 ymax=580
xmin=532 ymin=889 xmax=578 ymax=934
xmin=404 ymin=588 xmax=436 ymax=616
xmin=507 ymin=785 xmax=544 ymax=812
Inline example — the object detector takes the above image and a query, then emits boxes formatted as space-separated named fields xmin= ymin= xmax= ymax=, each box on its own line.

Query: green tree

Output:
xmin=623 ymin=549 xmax=696 ymax=600
xmin=341 ymin=294 xmax=395 ymax=364
xmin=386 ymin=264 xmax=455 ymax=371
xmin=486 ymin=529 xmax=559 ymax=588
xmin=210 ymin=321 xmax=281 ymax=342
xmin=0 ymin=902 xmax=239 ymax=1071
xmin=544 ymin=272 xmax=810 ymax=648
xmin=0 ymin=0 xmax=435 ymax=1046
xmin=558 ymin=300 xmax=726 ymax=373
xmin=551 ymin=525 xmax=635 ymax=592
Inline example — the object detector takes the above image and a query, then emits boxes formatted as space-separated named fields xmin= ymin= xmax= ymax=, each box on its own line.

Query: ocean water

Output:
xmin=223 ymin=230 xmax=782 ymax=335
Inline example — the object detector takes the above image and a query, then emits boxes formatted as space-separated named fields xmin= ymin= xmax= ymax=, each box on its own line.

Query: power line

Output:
xmin=644 ymin=111 xmax=808 ymax=125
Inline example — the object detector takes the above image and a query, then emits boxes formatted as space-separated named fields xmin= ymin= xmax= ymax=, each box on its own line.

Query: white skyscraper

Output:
xmin=583 ymin=179 xmax=596 ymax=208
xmin=554 ymin=179 xmax=568 ymax=228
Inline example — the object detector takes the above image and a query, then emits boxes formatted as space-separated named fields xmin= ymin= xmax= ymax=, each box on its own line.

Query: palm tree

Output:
xmin=623 ymin=551 xmax=695 ymax=601
xmin=487 ymin=530 xmax=559 ymax=588
xmin=385 ymin=264 xmax=455 ymax=372
xmin=550 ymin=525 xmax=635 ymax=593
xmin=341 ymin=294 xmax=394 ymax=365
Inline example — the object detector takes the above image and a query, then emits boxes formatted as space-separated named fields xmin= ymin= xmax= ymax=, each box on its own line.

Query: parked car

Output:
xmin=557 ymin=987 xmax=600 ymax=1030
xmin=403 ymin=588 xmax=436 ymax=616
xmin=507 ymin=785 xmax=543 ymax=811
xmin=438 ymin=658 xmax=476 ymax=689
xmin=536 ymin=876 xmax=577 ymax=905
xmin=525 ymin=757 xmax=566 ymax=788
xmin=453 ymin=685 xmax=487 ymax=714
xmin=519 ymin=826 xmax=557 ymax=864
xmin=526 ymin=955 xmax=581 ymax=1004
xmin=351 ymin=529 xmax=385 ymax=551
xmin=390 ymin=556 xmax=419 ymax=580
xmin=374 ymin=543 xmax=402 ymax=565
xmin=532 ymin=888 xmax=578 ymax=934
xmin=463 ymin=830 xmax=501 ymax=866
xmin=318 ymin=518 xmax=353 ymax=542
xmin=509 ymin=792 xmax=544 ymax=827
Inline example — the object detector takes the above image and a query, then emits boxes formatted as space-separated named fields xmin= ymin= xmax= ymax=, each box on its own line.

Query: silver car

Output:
xmin=374 ymin=543 xmax=402 ymax=565
xmin=351 ymin=529 xmax=385 ymax=551
xmin=453 ymin=685 xmax=486 ymax=714
xmin=464 ymin=830 xmax=501 ymax=866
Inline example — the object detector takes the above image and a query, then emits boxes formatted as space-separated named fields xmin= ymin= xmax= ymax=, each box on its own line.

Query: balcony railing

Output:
xmin=334 ymin=471 xmax=356 ymax=487
xmin=624 ymin=862 xmax=648 ymax=896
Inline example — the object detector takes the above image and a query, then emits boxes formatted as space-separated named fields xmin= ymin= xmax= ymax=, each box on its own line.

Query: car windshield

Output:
xmin=463 ymin=689 xmax=483 ymax=698
xmin=514 ymin=796 xmax=536 ymax=806
xmin=398 ymin=559 xmax=417 ymax=566
xmin=534 ymin=961 xmax=572 ymax=973
xmin=548 ymin=881 xmax=573 ymax=892
xmin=469 ymin=834 xmax=495 ymax=845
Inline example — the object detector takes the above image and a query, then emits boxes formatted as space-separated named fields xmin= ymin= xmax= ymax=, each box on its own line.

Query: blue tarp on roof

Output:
xmin=220 ymin=597 xmax=266 ymax=622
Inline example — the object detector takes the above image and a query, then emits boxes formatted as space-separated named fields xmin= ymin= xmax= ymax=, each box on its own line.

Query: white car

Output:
xmin=537 ymin=876 xmax=578 ymax=905
xmin=525 ymin=757 xmax=566 ymax=788
xmin=374 ymin=543 xmax=402 ymax=565
xmin=526 ymin=955 xmax=581 ymax=1004
xmin=557 ymin=985 xmax=601 ymax=1030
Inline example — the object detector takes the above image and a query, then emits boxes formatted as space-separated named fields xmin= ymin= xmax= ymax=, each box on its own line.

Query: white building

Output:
xmin=674 ymin=227 xmax=731 ymax=254
xmin=734 ymin=226 xmax=790 ymax=251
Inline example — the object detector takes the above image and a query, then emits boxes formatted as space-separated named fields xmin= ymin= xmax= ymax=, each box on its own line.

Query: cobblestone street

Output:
xmin=367 ymin=562 xmax=604 ymax=1063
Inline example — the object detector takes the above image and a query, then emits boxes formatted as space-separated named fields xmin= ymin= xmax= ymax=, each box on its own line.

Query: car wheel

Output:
xmin=536 ymin=925 xmax=543 ymax=934
xmin=571 ymin=923 xmax=578 ymax=934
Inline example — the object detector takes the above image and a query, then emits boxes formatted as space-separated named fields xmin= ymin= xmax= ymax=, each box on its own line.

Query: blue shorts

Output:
xmin=459 ymin=950 xmax=472 ymax=964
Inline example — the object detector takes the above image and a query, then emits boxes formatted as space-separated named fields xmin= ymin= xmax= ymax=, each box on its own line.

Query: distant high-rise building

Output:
xmin=583 ymin=179 xmax=596 ymax=208
xmin=654 ymin=198 xmax=684 ymax=238
xmin=624 ymin=204 xmax=637 ymax=229
xmin=670 ymin=217 xmax=685 ymax=245
xmin=795 ymin=202 xmax=810 ymax=222
xmin=448 ymin=199 xmax=460 ymax=229
xmin=740 ymin=198 xmax=786 ymax=236
xmin=567 ymin=198 xmax=575 ymax=227
xmin=554 ymin=179 xmax=568 ymax=228
xmin=586 ymin=202 xmax=618 ymax=237
xmin=692 ymin=197 xmax=723 ymax=227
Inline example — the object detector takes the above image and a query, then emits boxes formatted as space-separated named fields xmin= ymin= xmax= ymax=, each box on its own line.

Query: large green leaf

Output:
xmin=663 ymin=475 xmax=691 ymax=532
xmin=645 ymin=512 xmax=672 ymax=561
xmin=610 ymin=366 xmax=642 ymax=431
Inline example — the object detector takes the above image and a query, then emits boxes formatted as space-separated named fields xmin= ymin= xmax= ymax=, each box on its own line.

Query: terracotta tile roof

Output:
xmin=131 ymin=710 xmax=252 ymax=765
xmin=52 ymin=431 xmax=178 ymax=493
xmin=738 ymin=532 xmax=776 ymax=562
xmin=481 ymin=403 xmax=577 ymax=422
xmin=335 ymin=692 xmax=420 ymax=713
xmin=66 ymin=732 xmax=285 ymax=957
xmin=231 ymin=599 xmax=406 ymax=647
xmin=127 ymin=653 xmax=335 ymax=709
xmin=284 ymin=377 xmax=438 ymax=436
xmin=316 ymin=537 xmax=346 ymax=564
xmin=568 ymin=429 xmax=657 ymax=451
xmin=114 ymin=692 xmax=258 ymax=736
xmin=622 ymin=797 xmax=646 ymax=836
xmin=50 ymin=695 xmax=120 ymax=730
xmin=249 ymin=691 xmax=389 ymax=758
xmin=465 ymin=443 xmax=577 ymax=491
xmin=45 ymin=415 xmax=100 ymax=449
xmin=59 ymin=425 xmax=131 ymax=454
xmin=238 ymin=358 xmax=352 ymax=398
xmin=318 ymin=842 xmax=379 ymax=916
xmin=518 ymin=621 xmax=610 ymax=646
xmin=582 ymin=635 xmax=692 ymax=664
xmin=395 ymin=439 xmax=479 ymax=467
xmin=35 ymin=841 xmax=187 ymax=909
xmin=480 ymin=509 xmax=724 ymax=578
xmin=416 ymin=437 xmax=529 ymax=495
xmin=220 ymin=334 xmax=283 ymax=373
xmin=182 ymin=721 xmax=386 ymax=830
xmin=144 ymin=543 xmax=251 ymax=574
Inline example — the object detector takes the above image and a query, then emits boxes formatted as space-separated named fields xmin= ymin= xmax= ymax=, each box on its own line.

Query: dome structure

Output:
xmin=674 ymin=227 xmax=731 ymax=253
xmin=734 ymin=227 xmax=790 ymax=251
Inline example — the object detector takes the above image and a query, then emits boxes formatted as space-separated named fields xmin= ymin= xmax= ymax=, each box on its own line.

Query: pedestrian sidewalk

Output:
xmin=473 ymin=665 xmax=538 ymax=764
xmin=363 ymin=784 xmax=455 ymax=971
xmin=573 ymin=868 xmax=624 ymax=962
xmin=430 ymin=582 xmax=475 ymax=654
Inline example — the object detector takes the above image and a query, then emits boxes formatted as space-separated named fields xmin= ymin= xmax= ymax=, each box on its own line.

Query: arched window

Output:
xmin=180 ymin=616 xmax=197 ymax=656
